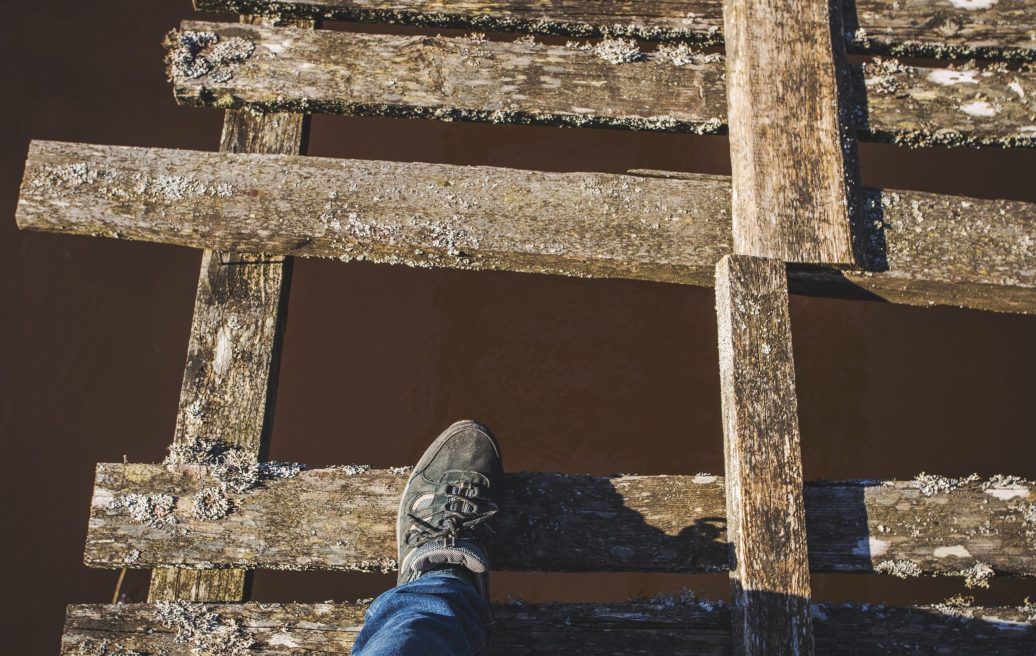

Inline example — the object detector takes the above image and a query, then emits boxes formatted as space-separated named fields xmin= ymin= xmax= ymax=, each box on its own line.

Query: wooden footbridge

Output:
xmin=15 ymin=0 xmax=1036 ymax=654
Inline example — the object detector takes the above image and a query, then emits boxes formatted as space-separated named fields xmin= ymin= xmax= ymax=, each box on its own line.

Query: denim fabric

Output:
xmin=351 ymin=569 xmax=492 ymax=656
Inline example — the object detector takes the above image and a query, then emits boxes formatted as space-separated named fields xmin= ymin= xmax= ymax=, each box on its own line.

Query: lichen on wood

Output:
xmin=189 ymin=0 xmax=1036 ymax=61
xmin=164 ymin=21 xmax=1036 ymax=147
xmin=60 ymin=599 xmax=1036 ymax=655
xmin=84 ymin=464 xmax=1036 ymax=577
xmin=17 ymin=141 xmax=1036 ymax=314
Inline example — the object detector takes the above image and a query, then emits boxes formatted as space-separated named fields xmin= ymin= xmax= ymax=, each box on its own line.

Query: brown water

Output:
xmin=2 ymin=3 xmax=1035 ymax=654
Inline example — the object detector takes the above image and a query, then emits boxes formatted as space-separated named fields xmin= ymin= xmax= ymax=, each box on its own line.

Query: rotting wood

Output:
xmin=61 ymin=600 xmax=1036 ymax=656
xmin=164 ymin=21 xmax=1036 ymax=148
xmin=84 ymin=464 xmax=1036 ymax=576
xmin=190 ymin=0 xmax=1036 ymax=61
xmin=722 ymin=0 xmax=856 ymax=264
xmin=17 ymin=141 xmax=1036 ymax=314
xmin=147 ymin=14 xmax=312 ymax=604
xmin=715 ymin=255 xmax=814 ymax=656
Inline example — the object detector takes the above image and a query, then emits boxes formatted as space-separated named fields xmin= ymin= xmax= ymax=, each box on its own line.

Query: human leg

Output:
xmin=350 ymin=420 xmax=503 ymax=656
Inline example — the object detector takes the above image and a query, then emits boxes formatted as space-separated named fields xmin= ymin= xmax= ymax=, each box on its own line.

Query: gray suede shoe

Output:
xmin=397 ymin=420 xmax=503 ymax=601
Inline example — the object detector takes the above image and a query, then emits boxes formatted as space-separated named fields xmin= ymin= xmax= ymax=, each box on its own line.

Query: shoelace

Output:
xmin=407 ymin=482 xmax=498 ymax=546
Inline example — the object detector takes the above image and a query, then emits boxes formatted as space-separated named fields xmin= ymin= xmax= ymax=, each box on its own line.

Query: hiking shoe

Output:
xmin=397 ymin=420 xmax=503 ymax=601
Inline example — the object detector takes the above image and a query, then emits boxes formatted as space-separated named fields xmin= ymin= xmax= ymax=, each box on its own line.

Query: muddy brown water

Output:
xmin=3 ymin=3 xmax=1036 ymax=654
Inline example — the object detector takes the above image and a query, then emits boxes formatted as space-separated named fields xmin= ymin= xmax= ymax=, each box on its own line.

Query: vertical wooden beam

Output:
xmin=147 ymin=15 xmax=313 ymax=603
xmin=723 ymin=0 xmax=856 ymax=264
xmin=715 ymin=255 xmax=814 ymax=656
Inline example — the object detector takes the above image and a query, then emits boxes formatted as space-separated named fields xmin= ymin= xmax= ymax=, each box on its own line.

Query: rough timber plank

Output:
xmin=164 ymin=21 xmax=1036 ymax=147
xmin=84 ymin=464 xmax=1036 ymax=577
xmin=722 ymin=0 xmax=855 ymax=264
xmin=191 ymin=0 xmax=1036 ymax=61
xmin=61 ymin=601 xmax=1036 ymax=655
xmin=147 ymin=14 xmax=312 ymax=605
xmin=18 ymin=141 xmax=1036 ymax=314
xmin=715 ymin=255 xmax=814 ymax=656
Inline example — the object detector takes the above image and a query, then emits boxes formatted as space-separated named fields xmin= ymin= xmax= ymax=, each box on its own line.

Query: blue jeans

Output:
xmin=351 ymin=569 xmax=492 ymax=656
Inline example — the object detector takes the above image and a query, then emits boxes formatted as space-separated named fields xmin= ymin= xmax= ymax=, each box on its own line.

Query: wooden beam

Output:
xmin=61 ymin=601 xmax=1036 ymax=655
xmin=164 ymin=21 xmax=1036 ymax=148
xmin=84 ymin=464 xmax=1036 ymax=576
xmin=18 ymin=141 xmax=1036 ymax=314
xmin=189 ymin=0 xmax=1036 ymax=61
xmin=715 ymin=255 xmax=813 ymax=656
xmin=147 ymin=15 xmax=313 ymax=604
xmin=722 ymin=0 xmax=856 ymax=263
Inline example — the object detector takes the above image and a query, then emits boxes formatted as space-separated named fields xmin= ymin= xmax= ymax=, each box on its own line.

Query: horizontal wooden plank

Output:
xmin=17 ymin=141 xmax=1036 ymax=314
xmin=63 ymin=600 xmax=1036 ymax=655
xmin=166 ymin=22 xmax=1036 ymax=148
xmin=191 ymin=0 xmax=1036 ymax=61
xmin=85 ymin=463 xmax=1035 ymax=577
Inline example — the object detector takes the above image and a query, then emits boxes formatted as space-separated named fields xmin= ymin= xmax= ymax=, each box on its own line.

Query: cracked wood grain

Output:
xmin=165 ymin=21 xmax=1036 ymax=147
xmin=722 ymin=0 xmax=856 ymax=264
xmin=190 ymin=0 xmax=1036 ymax=61
xmin=61 ymin=600 xmax=1036 ymax=655
xmin=147 ymin=14 xmax=313 ymax=605
xmin=17 ymin=141 xmax=1036 ymax=314
xmin=715 ymin=255 xmax=814 ymax=656
xmin=84 ymin=464 xmax=1036 ymax=576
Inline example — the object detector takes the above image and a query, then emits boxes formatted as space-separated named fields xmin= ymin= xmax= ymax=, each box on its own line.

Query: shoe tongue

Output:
xmin=409 ymin=540 xmax=489 ymax=575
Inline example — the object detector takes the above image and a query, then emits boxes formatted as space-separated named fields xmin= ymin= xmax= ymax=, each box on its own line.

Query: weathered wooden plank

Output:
xmin=715 ymin=255 xmax=814 ymax=656
xmin=18 ymin=141 xmax=1036 ymax=314
xmin=84 ymin=463 xmax=1036 ymax=577
xmin=61 ymin=600 xmax=1036 ymax=656
xmin=148 ymin=14 xmax=313 ymax=605
xmin=164 ymin=22 xmax=1036 ymax=147
xmin=723 ymin=0 xmax=855 ymax=264
xmin=191 ymin=0 xmax=1036 ymax=61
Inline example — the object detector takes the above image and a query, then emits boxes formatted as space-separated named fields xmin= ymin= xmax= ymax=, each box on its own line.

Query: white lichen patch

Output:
xmin=389 ymin=465 xmax=414 ymax=476
xmin=692 ymin=473 xmax=718 ymax=484
xmin=594 ymin=38 xmax=642 ymax=64
xmin=927 ymin=69 xmax=979 ymax=86
xmin=164 ymin=436 xmax=225 ymax=466
xmin=959 ymin=562 xmax=995 ymax=589
xmin=71 ymin=638 xmax=146 ymax=656
xmin=156 ymin=601 xmax=255 ymax=656
xmin=28 ymin=162 xmax=109 ymax=191
xmin=653 ymin=43 xmax=722 ymax=66
xmin=192 ymin=486 xmax=232 ymax=520
xmin=109 ymin=493 xmax=178 ymax=528
xmin=644 ymin=588 xmax=724 ymax=613
xmin=333 ymin=464 xmax=372 ymax=475
xmin=864 ymin=57 xmax=908 ymax=94
xmin=131 ymin=172 xmax=233 ymax=201
xmin=948 ymin=0 xmax=998 ymax=9
xmin=1009 ymin=80 xmax=1026 ymax=99
xmin=876 ymin=559 xmax=922 ymax=578
xmin=960 ymin=100 xmax=1000 ymax=118
xmin=211 ymin=449 xmax=261 ymax=493
xmin=912 ymin=472 xmax=980 ymax=496
xmin=168 ymin=30 xmax=256 ymax=83
xmin=934 ymin=545 xmax=972 ymax=558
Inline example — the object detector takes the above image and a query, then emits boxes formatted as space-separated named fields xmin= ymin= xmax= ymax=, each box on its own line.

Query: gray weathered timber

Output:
xmin=715 ymin=255 xmax=814 ymax=656
xmin=148 ymin=14 xmax=312 ymax=604
xmin=191 ymin=0 xmax=1036 ymax=61
xmin=18 ymin=141 xmax=1036 ymax=314
xmin=61 ymin=601 xmax=1036 ymax=655
xmin=84 ymin=464 xmax=1036 ymax=576
xmin=164 ymin=21 xmax=1036 ymax=147
xmin=723 ymin=0 xmax=855 ymax=264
